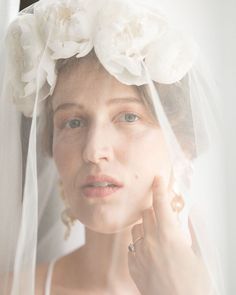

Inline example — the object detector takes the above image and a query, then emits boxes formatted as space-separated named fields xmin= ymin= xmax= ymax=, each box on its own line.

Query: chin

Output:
xmin=83 ymin=215 xmax=143 ymax=234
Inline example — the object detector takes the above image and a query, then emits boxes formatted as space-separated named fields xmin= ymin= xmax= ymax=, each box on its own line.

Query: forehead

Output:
xmin=52 ymin=55 xmax=141 ymax=111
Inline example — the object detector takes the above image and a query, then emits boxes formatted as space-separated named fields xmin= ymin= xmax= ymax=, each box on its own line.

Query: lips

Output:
xmin=81 ymin=174 xmax=124 ymax=188
xmin=81 ymin=174 xmax=124 ymax=198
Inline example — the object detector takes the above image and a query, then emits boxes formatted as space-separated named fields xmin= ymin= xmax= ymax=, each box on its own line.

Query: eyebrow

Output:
xmin=53 ymin=97 xmax=143 ymax=115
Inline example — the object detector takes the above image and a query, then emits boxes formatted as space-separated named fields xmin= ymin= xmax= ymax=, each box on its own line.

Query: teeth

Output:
xmin=89 ymin=182 xmax=116 ymax=187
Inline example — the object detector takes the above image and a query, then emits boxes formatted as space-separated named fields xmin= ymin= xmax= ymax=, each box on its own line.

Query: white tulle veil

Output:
xmin=0 ymin=0 xmax=226 ymax=294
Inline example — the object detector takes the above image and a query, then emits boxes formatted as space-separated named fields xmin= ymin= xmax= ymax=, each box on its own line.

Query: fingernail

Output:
xmin=153 ymin=176 xmax=159 ymax=188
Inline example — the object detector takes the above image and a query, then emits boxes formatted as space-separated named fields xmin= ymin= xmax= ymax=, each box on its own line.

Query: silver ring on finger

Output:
xmin=128 ymin=236 xmax=144 ymax=253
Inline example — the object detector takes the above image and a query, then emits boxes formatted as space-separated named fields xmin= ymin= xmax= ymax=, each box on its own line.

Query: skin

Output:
xmin=35 ymin=54 xmax=212 ymax=294
xmin=52 ymin=57 xmax=172 ymax=235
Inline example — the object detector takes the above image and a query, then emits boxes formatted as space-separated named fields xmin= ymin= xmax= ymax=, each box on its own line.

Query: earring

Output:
xmin=59 ymin=180 xmax=76 ymax=240
xmin=171 ymin=192 xmax=185 ymax=213
xmin=171 ymin=190 xmax=185 ymax=223
xmin=168 ymin=168 xmax=185 ymax=215
xmin=170 ymin=193 xmax=185 ymax=224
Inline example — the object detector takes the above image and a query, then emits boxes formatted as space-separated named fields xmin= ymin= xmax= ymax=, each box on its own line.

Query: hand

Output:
xmin=128 ymin=176 xmax=212 ymax=295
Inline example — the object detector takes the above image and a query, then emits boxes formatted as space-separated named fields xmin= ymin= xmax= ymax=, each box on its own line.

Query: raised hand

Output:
xmin=128 ymin=176 xmax=212 ymax=295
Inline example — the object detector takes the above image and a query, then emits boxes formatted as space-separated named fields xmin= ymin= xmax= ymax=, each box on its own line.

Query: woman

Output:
xmin=0 ymin=0 xmax=225 ymax=294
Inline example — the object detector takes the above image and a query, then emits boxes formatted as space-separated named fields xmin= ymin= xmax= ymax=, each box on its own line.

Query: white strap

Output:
xmin=44 ymin=260 xmax=56 ymax=295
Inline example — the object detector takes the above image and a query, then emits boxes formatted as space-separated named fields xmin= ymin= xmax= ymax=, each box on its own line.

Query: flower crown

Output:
xmin=5 ymin=0 xmax=198 ymax=117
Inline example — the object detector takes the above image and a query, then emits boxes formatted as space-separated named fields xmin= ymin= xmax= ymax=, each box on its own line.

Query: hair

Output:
xmin=41 ymin=49 xmax=196 ymax=160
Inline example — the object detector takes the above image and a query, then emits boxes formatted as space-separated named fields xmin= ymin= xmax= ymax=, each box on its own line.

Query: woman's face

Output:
xmin=52 ymin=56 xmax=172 ymax=233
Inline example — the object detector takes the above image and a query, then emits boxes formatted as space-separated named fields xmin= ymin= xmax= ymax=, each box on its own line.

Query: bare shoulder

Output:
xmin=0 ymin=271 xmax=13 ymax=295
xmin=0 ymin=264 xmax=49 ymax=295
xmin=35 ymin=262 xmax=50 ymax=295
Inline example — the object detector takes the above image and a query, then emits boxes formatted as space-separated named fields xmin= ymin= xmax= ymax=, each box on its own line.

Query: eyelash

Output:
xmin=62 ymin=112 xmax=141 ymax=129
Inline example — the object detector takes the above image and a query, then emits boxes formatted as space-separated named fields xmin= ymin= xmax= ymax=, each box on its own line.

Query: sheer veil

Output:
xmin=0 ymin=0 xmax=226 ymax=294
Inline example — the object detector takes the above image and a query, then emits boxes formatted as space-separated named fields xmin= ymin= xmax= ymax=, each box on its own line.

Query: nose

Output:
xmin=82 ymin=122 xmax=114 ymax=164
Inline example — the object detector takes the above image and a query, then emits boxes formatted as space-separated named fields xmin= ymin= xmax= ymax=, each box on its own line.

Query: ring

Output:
xmin=128 ymin=236 xmax=144 ymax=253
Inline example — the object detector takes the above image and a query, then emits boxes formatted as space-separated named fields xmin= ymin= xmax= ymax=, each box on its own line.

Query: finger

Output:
xmin=188 ymin=215 xmax=202 ymax=258
xmin=131 ymin=223 xmax=144 ymax=254
xmin=128 ymin=249 xmax=138 ymax=275
xmin=152 ymin=176 xmax=179 ymax=231
xmin=142 ymin=207 xmax=157 ymax=240
xmin=131 ymin=223 xmax=144 ymax=243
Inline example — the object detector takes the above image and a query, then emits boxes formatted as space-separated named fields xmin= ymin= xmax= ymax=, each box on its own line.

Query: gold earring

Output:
xmin=171 ymin=192 xmax=185 ymax=213
xmin=59 ymin=180 xmax=76 ymax=240
xmin=61 ymin=208 xmax=76 ymax=240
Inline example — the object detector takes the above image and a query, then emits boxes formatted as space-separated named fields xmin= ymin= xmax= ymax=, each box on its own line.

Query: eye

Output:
xmin=118 ymin=112 xmax=140 ymax=123
xmin=64 ymin=118 xmax=84 ymax=129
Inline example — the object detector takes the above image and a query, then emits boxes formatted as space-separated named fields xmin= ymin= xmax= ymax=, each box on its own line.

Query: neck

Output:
xmin=85 ymin=226 xmax=132 ymax=277
xmin=76 ymin=225 xmax=140 ymax=290
xmin=56 ymin=224 xmax=142 ymax=294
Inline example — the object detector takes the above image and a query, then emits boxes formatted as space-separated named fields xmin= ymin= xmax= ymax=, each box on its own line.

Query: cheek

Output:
xmin=52 ymin=134 xmax=82 ymax=180
xmin=120 ymin=129 xmax=171 ymax=206
xmin=123 ymin=128 xmax=170 ymax=173
xmin=125 ymin=129 xmax=171 ymax=202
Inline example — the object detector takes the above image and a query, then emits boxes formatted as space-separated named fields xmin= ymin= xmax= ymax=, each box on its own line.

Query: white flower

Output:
xmin=34 ymin=0 xmax=96 ymax=59
xmin=5 ymin=14 xmax=56 ymax=117
xmin=94 ymin=0 xmax=168 ymax=85
xmin=145 ymin=29 xmax=199 ymax=84
xmin=5 ymin=0 xmax=199 ymax=117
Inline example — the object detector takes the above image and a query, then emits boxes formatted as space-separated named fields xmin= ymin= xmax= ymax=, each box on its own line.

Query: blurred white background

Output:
xmin=153 ymin=0 xmax=235 ymax=292
xmin=220 ymin=1 xmax=236 ymax=294
xmin=186 ymin=1 xmax=236 ymax=293
xmin=181 ymin=1 xmax=236 ymax=293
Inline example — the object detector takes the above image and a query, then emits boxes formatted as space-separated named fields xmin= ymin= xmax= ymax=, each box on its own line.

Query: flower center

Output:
xmin=58 ymin=6 xmax=73 ymax=23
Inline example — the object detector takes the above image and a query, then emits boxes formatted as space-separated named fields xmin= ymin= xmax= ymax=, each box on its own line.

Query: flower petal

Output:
xmin=146 ymin=29 xmax=199 ymax=84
